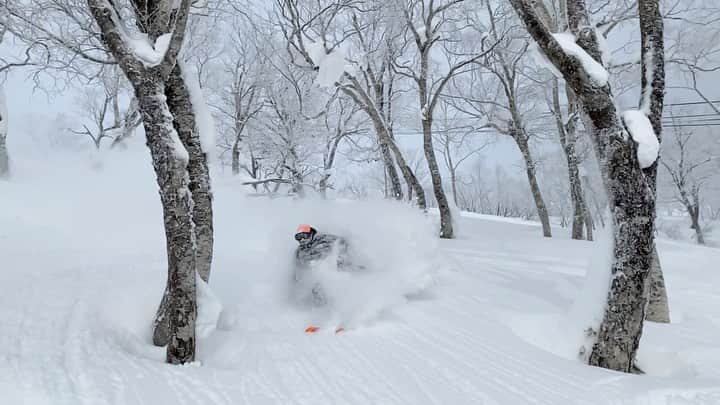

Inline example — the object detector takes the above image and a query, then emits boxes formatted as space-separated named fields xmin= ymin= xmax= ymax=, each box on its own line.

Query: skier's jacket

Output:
xmin=293 ymin=233 xmax=354 ymax=306
xmin=294 ymin=233 xmax=351 ymax=273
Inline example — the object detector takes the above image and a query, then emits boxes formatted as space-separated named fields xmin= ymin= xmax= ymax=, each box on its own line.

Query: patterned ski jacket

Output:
xmin=294 ymin=234 xmax=350 ymax=272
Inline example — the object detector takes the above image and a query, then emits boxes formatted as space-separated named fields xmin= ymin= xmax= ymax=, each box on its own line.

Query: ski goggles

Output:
xmin=295 ymin=232 xmax=313 ymax=242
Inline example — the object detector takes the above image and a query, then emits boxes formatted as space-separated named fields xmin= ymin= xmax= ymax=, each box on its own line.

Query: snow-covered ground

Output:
xmin=2 ymin=150 xmax=720 ymax=404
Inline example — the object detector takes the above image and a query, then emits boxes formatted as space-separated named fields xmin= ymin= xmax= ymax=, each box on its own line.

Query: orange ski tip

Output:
xmin=305 ymin=326 xmax=320 ymax=333
xmin=335 ymin=327 xmax=345 ymax=334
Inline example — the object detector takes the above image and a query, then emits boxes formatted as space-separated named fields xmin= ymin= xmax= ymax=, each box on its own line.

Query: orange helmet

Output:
xmin=295 ymin=224 xmax=317 ymax=243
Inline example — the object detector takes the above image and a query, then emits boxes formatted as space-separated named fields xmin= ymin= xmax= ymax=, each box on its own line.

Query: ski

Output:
xmin=304 ymin=326 xmax=346 ymax=334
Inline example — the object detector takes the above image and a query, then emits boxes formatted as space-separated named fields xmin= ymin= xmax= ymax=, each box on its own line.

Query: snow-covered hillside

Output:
xmin=2 ymin=152 xmax=720 ymax=405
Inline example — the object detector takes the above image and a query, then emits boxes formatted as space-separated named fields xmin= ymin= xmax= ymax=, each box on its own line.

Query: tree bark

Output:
xmin=645 ymin=245 xmax=670 ymax=323
xmin=552 ymin=80 xmax=591 ymax=240
xmin=584 ymin=201 xmax=594 ymax=241
xmin=514 ymin=131 xmax=552 ymax=237
xmin=151 ymin=64 xmax=214 ymax=348
xmin=231 ymin=139 xmax=241 ymax=176
xmin=450 ymin=169 xmax=459 ymax=207
xmin=371 ymin=116 xmax=426 ymax=209
xmin=689 ymin=202 xmax=705 ymax=245
xmin=380 ymin=141 xmax=403 ymax=200
xmin=137 ymin=80 xmax=197 ymax=365
xmin=165 ymin=63 xmax=213 ymax=283
xmin=509 ymin=0 xmax=661 ymax=372
xmin=0 ymin=136 xmax=8 ymax=179
xmin=0 ymin=89 xmax=8 ymax=179
xmin=422 ymin=118 xmax=453 ymax=238
xmin=587 ymin=137 xmax=656 ymax=372
xmin=87 ymin=0 xmax=198 ymax=364
xmin=569 ymin=170 xmax=586 ymax=239
xmin=637 ymin=0 xmax=670 ymax=324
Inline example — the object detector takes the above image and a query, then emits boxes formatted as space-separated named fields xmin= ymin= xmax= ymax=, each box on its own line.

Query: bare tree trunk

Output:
xmin=645 ymin=245 xmax=670 ymax=323
xmin=138 ymin=80 xmax=197 ymax=365
xmin=450 ymin=168 xmax=459 ymax=207
xmin=0 ymin=89 xmax=8 ymax=179
xmin=166 ymin=64 xmax=213 ymax=283
xmin=373 ymin=120 xmax=426 ymax=209
xmin=380 ymin=142 xmax=403 ymax=200
xmin=569 ymin=175 xmax=586 ymax=239
xmin=566 ymin=148 xmax=592 ymax=241
xmin=514 ymin=131 xmax=552 ymax=237
xmin=586 ymin=137 xmax=656 ymax=372
xmin=509 ymin=0 xmax=663 ymax=372
xmin=552 ymin=80 xmax=591 ymax=240
xmin=0 ymin=137 xmax=8 ymax=179
xmin=319 ymin=174 xmax=330 ymax=198
xmin=88 ymin=0 xmax=198 ymax=365
xmin=444 ymin=140 xmax=460 ymax=207
xmin=584 ymin=202 xmax=594 ymax=241
xmin=231 ymin=139 xmax=241 ymax=176
xmin=422 ymin=118 xmax=453 ymax=238
xmin=690 ymin=204 xmax=705 ymax=245
xmin=152 ymin=64 xmax=214 ymax=348
xmin=637 ymin=0 xmax=670 ymax=326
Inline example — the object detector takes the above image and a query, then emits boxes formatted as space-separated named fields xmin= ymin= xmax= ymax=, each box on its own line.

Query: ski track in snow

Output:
xmin=3 ymin=178 xmax=720 ymax=404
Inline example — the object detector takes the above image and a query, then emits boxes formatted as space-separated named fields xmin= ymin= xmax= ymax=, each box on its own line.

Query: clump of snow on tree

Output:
xmin=104 ymin=6 xmax=171 ymax=67
xmin=306 ymin=41 xmax=352 ymax=88
xmin=126 ymin=33 xmax=172 ymax=67
xmin=552 ymin=33 xmax=609 ymax=86
xmin=155 ymin=93 xmax=190 ymax=162
xmin=623 ymin=109 xmax=659 ymax=169
xmin=180 ymin=61 xmax=217 ymax=162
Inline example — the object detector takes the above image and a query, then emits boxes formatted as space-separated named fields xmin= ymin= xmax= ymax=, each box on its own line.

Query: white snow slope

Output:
xmin=2 ymin=150 xmax=720 ymax=405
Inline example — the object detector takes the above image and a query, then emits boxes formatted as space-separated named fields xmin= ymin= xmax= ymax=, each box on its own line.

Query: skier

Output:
xmin=293 ymin=223 xmax=354 ymax=333
xmin=294 ymin=224 xmax=350 ymax=271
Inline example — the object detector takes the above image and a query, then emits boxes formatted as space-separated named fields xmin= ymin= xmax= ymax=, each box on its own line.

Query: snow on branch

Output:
xmin=180 ymin=61 xmax=216 ymax=161
xmin=126 ymin=33 xmax=172 ymax=68
xmin=622 ymin=109 xmax=659 ymax=169
xmin=552 ymin=33 xmax=609 ymax=86
xmin=305 ymin=40 xmax=354 ymax=88
xmin=98 ymin=0 xmax=172 ymax=68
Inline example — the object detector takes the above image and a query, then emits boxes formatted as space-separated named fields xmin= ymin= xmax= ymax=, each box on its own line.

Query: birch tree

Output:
xmin=433 ymin=102 xmax=490 ymax=207
xmin=0 ymin=87 xmax=7 ymax=179
xmin=395 ymin=0 xmax=499 ymax=238
xmin=509 ymin=0 xmax=665 ymax=372
xmin=548 ymin=79 xmax=593 ymax=240
xmin=274 ymin=0 xmax=426 ymax=207
xmin=1 ymin=22 xmax=12 ymax=178
xmin=447 ymin=1 xmax=553 ymax=237
xmin=660 ymin=117 xmax=716 ymax=245
xmin=86 ymin=0 xmax=204 ymax=364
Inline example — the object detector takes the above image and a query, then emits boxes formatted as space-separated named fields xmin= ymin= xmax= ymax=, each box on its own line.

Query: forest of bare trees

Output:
xmin=2 ymin=0 xmax=720 ymax=374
